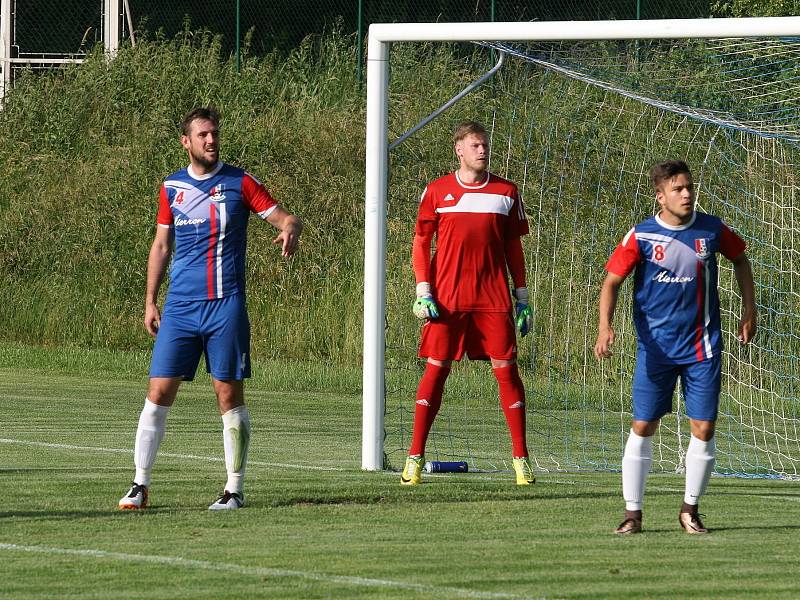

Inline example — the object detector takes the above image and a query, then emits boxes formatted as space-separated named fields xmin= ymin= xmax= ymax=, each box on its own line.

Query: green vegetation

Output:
xmin=1 ymin=350 xmax=799 ymax=599
xmin=0 ymin=31 xmax=367 ymax=360
xmin=712 ymin=0 xmax=800 ymax=17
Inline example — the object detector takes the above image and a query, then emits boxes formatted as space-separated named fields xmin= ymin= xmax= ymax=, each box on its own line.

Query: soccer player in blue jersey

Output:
xmin=594 ymin=160 xmax=757 ymax=534
xmin=118 ymin=107 xmax=302 ymax=511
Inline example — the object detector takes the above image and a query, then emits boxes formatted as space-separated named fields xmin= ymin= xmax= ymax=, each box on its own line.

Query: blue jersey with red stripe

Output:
xmin=156 ymin=161 xmax=278 ymax=301
xmin=606 ymin=212 xmax=746 ymax=364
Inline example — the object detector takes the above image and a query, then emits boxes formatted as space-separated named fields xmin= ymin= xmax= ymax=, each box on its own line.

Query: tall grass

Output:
xmin=0 ymin=34 xmax=508 ymax=363
xmin=0 ymin=31 xmax=367 ymax=360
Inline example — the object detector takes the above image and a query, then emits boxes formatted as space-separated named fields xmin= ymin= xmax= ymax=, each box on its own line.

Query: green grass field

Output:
xmin=2 ymin=347 xmax=799 ymax=599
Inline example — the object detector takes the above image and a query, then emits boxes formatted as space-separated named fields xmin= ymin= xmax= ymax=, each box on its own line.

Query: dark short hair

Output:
xmin=650 ymin=160 xmax=692 ymax=191
xmin=453 ymin=120 xmax=488 ymax=144
xmin=181 ymin=107 xmax=220 ymax=136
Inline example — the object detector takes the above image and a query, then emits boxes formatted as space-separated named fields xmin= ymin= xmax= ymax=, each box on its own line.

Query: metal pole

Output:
xmin=368 ymin=18 xmax=800 ymax=42
xmin=235 ymin=0 xmax=241 ymax=72
xmin=489 ymin=0 xmax=496 ymax=66
xmin=0 ymin=0 xmax=10 ymax=102
xmin=390 ymin=51 xmax=505 ymax=151
xmin=103 ymin=0 xmax=121 ymax=56
xmin=362 ymin=32 xmax=389 ymax=471
xmin=123 ymin=0 xmax=135 ymax=46
xmin=357 ymin=0 xmax=364 ymax=87
xmin=636 ymin=0 xmax=641 ymax=20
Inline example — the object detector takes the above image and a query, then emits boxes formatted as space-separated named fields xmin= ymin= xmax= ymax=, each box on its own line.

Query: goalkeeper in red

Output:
xmin=595 ymin=160 xmax=757 ymax=534
xmin=401 ymin=120 xmax=534 ymax=486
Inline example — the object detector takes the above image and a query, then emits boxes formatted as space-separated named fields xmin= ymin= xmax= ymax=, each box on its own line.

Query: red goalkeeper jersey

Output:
xmin=415 ymin=171 xmax=529 ymax=312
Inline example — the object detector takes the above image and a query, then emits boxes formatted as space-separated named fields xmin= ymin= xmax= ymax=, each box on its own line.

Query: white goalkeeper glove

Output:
xmin=513 ymin=287 xmax=532 ymax=337
xmin=412 ymin=282 xmax=440 ymax=320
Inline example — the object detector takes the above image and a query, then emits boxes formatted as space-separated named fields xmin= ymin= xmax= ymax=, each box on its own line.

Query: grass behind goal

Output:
xmin=2 ymin=346 xmax=799 ymax=599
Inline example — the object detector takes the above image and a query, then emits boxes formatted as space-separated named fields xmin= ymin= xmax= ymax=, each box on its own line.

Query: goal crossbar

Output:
xmin=362 ymin=16 xmax=800 ymax=471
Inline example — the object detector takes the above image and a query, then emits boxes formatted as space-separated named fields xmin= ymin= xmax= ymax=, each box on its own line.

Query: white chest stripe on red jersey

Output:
xmin=435 ymin=193 xmax=514 ymax=215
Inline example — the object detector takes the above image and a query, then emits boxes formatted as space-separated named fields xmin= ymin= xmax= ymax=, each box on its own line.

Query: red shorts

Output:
xmin=418 ymin=311 xmax=517 ymax=361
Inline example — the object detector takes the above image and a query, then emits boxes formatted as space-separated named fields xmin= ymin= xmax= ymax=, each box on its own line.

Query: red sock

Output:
xmin=494 ymin=363 xmax=528 ymax=458
xmin=408 ymin=363 xmax=450 ymax=456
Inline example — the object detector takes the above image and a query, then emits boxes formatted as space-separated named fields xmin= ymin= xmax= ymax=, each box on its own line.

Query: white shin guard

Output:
xmin=134 ymin=398 xmax=170 ymax=486
xmin=222 ymin=405 xmax=251 ymax=494
xmin=622 ymin=430 xmax=653 ymax=511
xmin=684 ymin=434 xmax=716 ymax=506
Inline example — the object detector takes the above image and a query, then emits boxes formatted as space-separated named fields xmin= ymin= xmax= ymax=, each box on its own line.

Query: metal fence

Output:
xmin=0 ymin=0 xmax=129 ymax=99
xmin=0 ymin=0 xmax=770 ymax=96
xmin=3 ymin=1 xmax=715 ymax=58
xmin=125 ymin=1 xmax=712 ymax=56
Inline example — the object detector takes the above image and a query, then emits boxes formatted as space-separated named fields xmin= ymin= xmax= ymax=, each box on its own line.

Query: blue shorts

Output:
xmin=149 ymin=294 xmax=251 ymax=381
xmin=632 ymin=349 xmax=721 ymax=422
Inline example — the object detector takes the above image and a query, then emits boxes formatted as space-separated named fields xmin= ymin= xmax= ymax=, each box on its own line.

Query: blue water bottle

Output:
xmin=424 ymin=460 xmax=469 ymax=473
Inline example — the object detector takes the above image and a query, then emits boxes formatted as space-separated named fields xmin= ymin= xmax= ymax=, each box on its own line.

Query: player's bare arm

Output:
xmin=732 ymin=252 xmax=757 ymax=344
xmin=144 ymin=225 xmax=173 ymax=336
xmin=594 ymin=272 xmax=626 ymax=360
xmin=266 ymin=206 xmax=303 ymax=257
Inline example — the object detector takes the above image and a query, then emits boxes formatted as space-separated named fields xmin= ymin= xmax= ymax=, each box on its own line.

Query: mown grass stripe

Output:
xmin=0 ymin=543 xmax=531 ymax=599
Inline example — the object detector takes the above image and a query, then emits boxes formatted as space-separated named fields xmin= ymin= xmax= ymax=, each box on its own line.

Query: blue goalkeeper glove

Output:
xmin=412 ymin=282 xmax=440 ymax=320
xmin=513 ymin=287 xmax=532 ymax=337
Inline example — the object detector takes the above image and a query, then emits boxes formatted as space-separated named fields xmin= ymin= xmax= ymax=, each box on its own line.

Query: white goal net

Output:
xmin=364 ymin=18 xmax=800 ymax=479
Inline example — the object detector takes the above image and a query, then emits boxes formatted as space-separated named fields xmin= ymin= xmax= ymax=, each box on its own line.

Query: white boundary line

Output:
xmin=0 ymin=543 xmax=533 ymax=599
xmin=0 ymin=438 xmax=342 ymax=471
xmin=3 ymin=437 xmax=799 ymax=493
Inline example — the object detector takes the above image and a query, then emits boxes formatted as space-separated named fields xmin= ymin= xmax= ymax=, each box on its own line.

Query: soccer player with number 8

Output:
xmin=595 ymin=160 xmax=757 ymax=534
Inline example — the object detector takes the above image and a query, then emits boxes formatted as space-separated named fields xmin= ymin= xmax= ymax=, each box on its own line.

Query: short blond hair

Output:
xmin=453 ymin=120 xmax=488 ymax=144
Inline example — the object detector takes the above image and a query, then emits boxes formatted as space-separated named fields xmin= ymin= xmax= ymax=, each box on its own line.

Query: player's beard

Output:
xmin=190 ymin=146 xmax=218 ymax=170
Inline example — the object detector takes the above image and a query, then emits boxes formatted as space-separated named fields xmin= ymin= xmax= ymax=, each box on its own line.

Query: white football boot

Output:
xmin=118 ymin=482 xmax=149 ymax=510
xmin=208 ymin=490 xmax=245 ymax=510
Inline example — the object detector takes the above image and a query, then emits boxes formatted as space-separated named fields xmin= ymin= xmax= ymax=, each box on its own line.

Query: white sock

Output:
xmin=222 ymin=405 xmax=251 ymax=495
xmin=622 ymin=430 xmax=653 ymax=511
xmin=134 ymin=398 xmax=169 ymax=486
xmin=684 ymin=434 xmax=716 ymax=506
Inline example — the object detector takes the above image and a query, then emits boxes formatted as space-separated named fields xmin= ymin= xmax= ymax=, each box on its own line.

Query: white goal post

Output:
xmin=362 ymin=16 xmax=800 ymax=471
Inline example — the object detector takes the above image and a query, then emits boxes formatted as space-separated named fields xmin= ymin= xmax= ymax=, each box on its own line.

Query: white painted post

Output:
xmin=361 ymin=33 xmax=390 ymax=471
xmin=0 ymin=0 xmax=11 ymax=102
xmin=103 ymin=0 xmax=120 ymax=56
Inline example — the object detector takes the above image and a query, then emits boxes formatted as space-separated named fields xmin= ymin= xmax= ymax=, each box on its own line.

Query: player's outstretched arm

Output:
xmin=144 ymin=226 xmax=173 ymax=337
xmin=594 ymin=272 xmax=625 ymax=360
xmin=732 ymin=253 xmax=757 ymax=344
xmin=266 ymin=206 xmax=303 ymax=257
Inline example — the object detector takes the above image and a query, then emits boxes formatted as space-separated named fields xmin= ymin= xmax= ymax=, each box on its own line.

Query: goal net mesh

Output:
xmin=382 ymin=37 xmax=800 ymax=479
